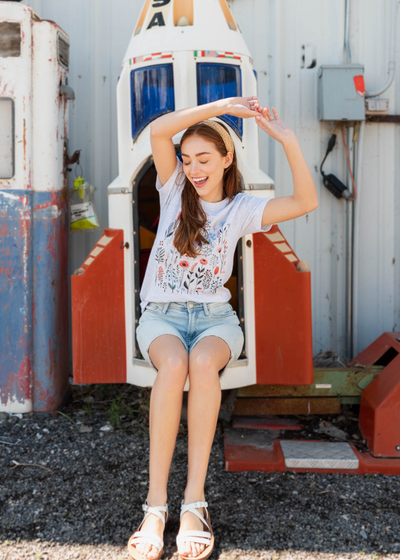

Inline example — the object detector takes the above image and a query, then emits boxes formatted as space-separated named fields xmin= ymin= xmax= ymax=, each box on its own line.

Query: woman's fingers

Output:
xmin=253 ymin=101 xmax=263 ymax=113
xmin=261 ymin=106 xmax=279 ymax=120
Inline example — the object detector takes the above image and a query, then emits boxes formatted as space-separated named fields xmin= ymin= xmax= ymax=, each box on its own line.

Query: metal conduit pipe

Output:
xmin=366 ymin=0 xmax=400 ymax=98
xmin=352 ymin=120 xmax=366 ymax=358
xmin=345 ymin=125 xmax=355 ymax=360
xmin=344 ymin=0 xmax=354 ymax=359
xmin=345 ymin=0 xmax=352 ymax=63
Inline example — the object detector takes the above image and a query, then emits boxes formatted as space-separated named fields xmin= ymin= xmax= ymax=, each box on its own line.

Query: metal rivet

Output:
xmin=396 ymin=446 xmax=400 ymax=451
xmin=246 ymin=240 xmax=252 ymax=247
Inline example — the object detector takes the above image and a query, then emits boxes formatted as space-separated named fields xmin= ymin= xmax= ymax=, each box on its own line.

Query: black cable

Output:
xmin=319 ymin=122 xmax=349 ymax=200
xmin=320 ymin=132 xmax=337 ymax=177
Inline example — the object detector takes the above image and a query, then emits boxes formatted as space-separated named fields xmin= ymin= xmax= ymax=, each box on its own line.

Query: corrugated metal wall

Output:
xmin=25 ymin=0 xmax=400 ymax=362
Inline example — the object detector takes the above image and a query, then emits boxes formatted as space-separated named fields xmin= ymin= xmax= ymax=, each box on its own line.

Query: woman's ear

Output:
xmin=224 ymin=152 xmax=234 ymax=169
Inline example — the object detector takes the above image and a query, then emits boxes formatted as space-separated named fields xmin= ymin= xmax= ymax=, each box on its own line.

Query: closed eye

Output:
xmin=183 ymin=161 xmax=209 ymax=165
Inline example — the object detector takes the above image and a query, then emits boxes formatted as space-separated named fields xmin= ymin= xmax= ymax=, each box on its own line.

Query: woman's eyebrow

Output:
xmin=181 ymin=152 xmax=211 ymax=157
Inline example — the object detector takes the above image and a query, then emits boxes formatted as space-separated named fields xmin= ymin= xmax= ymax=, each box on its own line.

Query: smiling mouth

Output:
xmin=192 ymin=177 xmax=208 ymax=187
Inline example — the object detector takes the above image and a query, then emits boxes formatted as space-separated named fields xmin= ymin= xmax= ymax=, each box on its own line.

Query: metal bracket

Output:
xmin=244 ymin=183 xmax=274 ymax=191
xmin=108 ymin=186 xmax=132 ymax=195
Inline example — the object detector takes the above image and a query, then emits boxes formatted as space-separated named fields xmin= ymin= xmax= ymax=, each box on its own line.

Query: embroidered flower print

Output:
xmin=154 ymin=211 xmax=231 ymax=295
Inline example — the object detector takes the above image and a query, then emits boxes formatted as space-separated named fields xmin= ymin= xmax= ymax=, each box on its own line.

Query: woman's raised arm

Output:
xmin=253 ymin=105 xmax=319 ymax=226
xmin=150 ymin=97 xmax=260 ymax=187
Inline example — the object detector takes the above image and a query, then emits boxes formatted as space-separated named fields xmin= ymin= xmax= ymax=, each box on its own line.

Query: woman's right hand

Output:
xmin=222 ymin=96 xmax=260 ymax=118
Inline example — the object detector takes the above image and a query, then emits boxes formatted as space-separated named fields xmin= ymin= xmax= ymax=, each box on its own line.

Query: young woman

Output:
xmin=128 ymin=97 xmax=318 ymax=560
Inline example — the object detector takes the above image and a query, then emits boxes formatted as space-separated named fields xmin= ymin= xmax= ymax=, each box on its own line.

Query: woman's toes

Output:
xmin=149 ymin=546 xmax=158 ymax=558
xmin=181 ymin=542 xmax=191 ymax=557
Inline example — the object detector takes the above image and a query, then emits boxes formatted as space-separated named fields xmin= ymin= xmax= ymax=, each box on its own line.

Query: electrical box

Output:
xmin=318 ymin=64 xmax=366 ymax=121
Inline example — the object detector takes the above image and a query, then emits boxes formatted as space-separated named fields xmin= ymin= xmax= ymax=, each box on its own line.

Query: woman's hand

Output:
xmin=254 ymin=104 xmax=296 ymax=145
xmin=223 ymin=96 xmax=261 ymax=118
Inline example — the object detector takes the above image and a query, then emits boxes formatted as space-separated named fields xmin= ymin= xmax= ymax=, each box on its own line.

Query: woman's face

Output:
xmin=181 ymin=135 xmax=233 ymax=203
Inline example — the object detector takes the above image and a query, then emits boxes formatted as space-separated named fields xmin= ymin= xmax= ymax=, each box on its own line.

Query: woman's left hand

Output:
xmin=254 ymin=104 xmax=296 ymax=145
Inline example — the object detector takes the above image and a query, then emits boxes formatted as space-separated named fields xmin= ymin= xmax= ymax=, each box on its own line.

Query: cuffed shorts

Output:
xmin=136 ymin=301 xmax=244 ymax=376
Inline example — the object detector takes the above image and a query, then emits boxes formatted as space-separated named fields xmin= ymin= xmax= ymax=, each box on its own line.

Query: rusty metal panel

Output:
xmin=237 ymin=366 xmax=382 ymax=398
xmin=0 ymin=191 xmax=33 ymax=412
xmin=232 ymin=397 xmax=341 ymax=416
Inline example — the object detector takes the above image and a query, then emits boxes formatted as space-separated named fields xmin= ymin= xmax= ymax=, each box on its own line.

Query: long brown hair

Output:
xmin=173 ymin=121 xmax=242 ymax=258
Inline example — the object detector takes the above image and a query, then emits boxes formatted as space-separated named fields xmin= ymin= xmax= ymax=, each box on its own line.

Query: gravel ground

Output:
xmin=1 ymin=381 xmax=400 ymax=560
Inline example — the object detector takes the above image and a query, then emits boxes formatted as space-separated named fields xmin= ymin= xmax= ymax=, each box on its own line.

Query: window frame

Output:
xmin=196 ymin=62 xmax=243 ymax=139
xmin=0 ymin=97 xmax=15 ymax=180
xmin=130 ymin=63 xmax=175 ymax=142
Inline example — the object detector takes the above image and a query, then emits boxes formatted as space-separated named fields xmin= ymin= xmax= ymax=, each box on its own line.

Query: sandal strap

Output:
xmin=142 ymin=502 xmax=168 ymax=527
xmin=176 ymin=529 xmax=212 ymax=547
xmin=130 ymin=530 xmax=163 ymax=552
xmin=180 ymin=500 xmax=210 ymax=531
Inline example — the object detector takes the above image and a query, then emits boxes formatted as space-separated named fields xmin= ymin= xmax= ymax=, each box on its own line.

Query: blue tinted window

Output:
xmin=130 ymin=64 xmax=175 ymax=140
xmin=196 ymin=63 xmax=242 ymax=139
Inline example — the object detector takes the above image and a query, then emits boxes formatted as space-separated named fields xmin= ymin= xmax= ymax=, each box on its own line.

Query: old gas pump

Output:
xmin=0 ymin=2 xmax=76 ymax=412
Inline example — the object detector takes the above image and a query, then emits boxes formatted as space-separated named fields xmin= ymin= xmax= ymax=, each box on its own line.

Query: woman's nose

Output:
xmin=190 ymin=162 xmax=201 ymax=175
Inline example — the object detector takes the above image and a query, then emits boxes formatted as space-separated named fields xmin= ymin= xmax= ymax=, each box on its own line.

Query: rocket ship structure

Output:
xmin=72 ymin=0 xmax=314 ymax=391
xmin=113 ymin=0 xmax=273 ymax=189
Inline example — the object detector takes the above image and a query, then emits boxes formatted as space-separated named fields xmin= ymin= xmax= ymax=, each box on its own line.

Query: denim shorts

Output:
xmin=136 ymin=301 xmax=244 ymax=376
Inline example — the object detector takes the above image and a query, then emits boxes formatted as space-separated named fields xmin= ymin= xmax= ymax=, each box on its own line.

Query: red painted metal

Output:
xmin=253 ymin=226 xmax=313 ymax=385
xmin=71 ymin=229 xmax=126 ymax=384
xmin=348 ymin=332 xmax=400 ymax=458
xmin=224 ymin=436 xmax=400 ymax=475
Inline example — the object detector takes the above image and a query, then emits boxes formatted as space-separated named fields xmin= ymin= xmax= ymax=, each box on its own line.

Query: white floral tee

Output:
xmin=139 ymin=156 xmax=274 ymax=312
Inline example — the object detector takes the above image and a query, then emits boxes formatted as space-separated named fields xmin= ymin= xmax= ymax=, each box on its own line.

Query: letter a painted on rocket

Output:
xmin=147 ymin=0 xmax=171 ymax=29
xmin=148 ymin=12 xmax=165 ymax=28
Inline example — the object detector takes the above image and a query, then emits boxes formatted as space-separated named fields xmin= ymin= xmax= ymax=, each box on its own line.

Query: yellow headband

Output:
xmin=200 ymin=120 xmax=235 ymax=154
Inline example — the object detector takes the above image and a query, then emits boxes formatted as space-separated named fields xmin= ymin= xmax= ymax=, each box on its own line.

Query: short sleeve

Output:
xmin=236 ymin=193 xmax=274 ymax=237
xmin=155 ymin=156 xmax=185 ymax=208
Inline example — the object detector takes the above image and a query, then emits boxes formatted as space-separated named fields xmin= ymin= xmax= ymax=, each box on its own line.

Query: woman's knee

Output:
xmin=161 ymin=352 xmax=188 ymax=375
xmin=189 ymin=352 xmax=220 ymax=386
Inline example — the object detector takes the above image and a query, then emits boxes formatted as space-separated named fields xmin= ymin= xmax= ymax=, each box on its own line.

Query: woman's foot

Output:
xmin=132 ymin=500 xmax=167 ymax=559
xmin=177 ymin=500 xmax=207 ymax=558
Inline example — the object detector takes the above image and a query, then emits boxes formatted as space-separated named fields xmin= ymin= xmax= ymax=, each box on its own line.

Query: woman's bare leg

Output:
xmin=134 ymin=334 xmax=188 ymax=559
xmin=177 ymin=336 xmax=230 ymax=559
